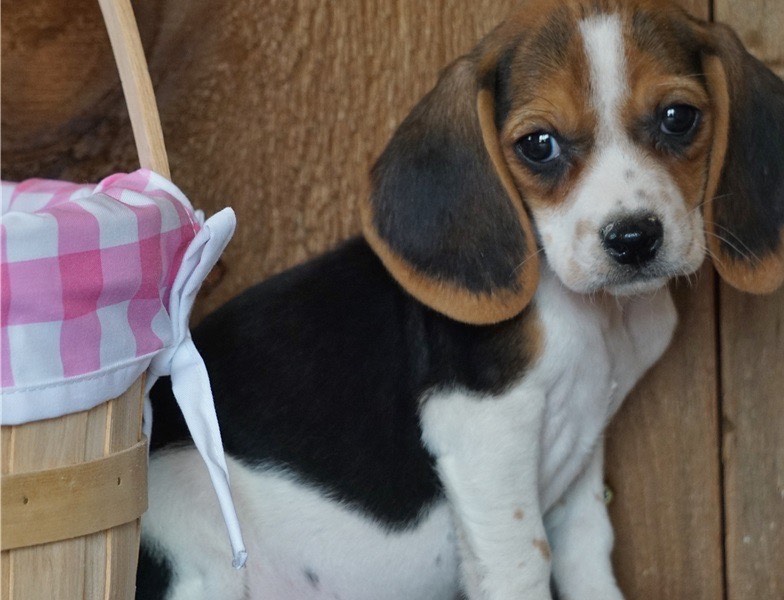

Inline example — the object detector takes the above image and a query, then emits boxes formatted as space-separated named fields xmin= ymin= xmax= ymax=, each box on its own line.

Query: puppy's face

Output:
xmin=497 ymin=4 xmax=711 ymax=295
xmin=364 ymin=0 xmax=784 ymax=324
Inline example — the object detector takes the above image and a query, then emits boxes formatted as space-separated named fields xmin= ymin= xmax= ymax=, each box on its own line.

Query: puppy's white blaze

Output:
xmin=579 ymin=14 xmax=629 ymax=139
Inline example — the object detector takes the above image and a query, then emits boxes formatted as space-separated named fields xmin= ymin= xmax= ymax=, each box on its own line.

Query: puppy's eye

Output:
xmin=515 ymin=132 xmax=562 ymax=164
xmin=660 ymin=104 xmax=700 ymax=136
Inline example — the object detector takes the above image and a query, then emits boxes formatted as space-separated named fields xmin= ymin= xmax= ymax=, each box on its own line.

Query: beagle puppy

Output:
xmin=137 ymin=0 xmax=784 ymax=598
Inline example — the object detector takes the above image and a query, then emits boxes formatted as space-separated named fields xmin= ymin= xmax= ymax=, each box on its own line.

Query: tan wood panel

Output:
xmin=1 ymin=441 xmax=147 ymax=550
xmin=720 ymin=286 xmax=784 ymax=600
xmin=105 ymin=375 xmax=146 ymax=600
xmin=607 ymin=268 xmax=723 ymax=600
xmin=1 ymin=411 xmax=90 ymax=599
xmin=713 ymin=2 xmax=784 ymax=597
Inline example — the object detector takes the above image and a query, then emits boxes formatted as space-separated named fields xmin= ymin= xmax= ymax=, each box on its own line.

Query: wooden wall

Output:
xmin=2 ymin=0 xmax=782 ymax=597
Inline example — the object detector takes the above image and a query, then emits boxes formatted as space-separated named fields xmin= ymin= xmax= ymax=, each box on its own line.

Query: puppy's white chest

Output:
xmin=533 ymin=269 xmax=677 ymax=509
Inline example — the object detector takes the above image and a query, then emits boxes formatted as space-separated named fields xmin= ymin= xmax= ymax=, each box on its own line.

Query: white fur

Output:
xmin=534 ymin=14 xmax=706 ymax=296
xmin=581 ymin=14 xmax=627 ymax=141
xmin=420 ymin=383 xmax=550 ymax=598
xmin=143 ymin=267 xmax=677 ymax=600
xmin=144 ymin=450 xmax=460 ymax=600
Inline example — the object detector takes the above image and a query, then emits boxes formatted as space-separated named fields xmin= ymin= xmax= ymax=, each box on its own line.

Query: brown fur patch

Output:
xmin=532 ymin=538 xmax=552 ymax=561
xmin=624 ymin=20 xmax=714 ymax=209
xmin=513 ymin=508 xmax=525 ymax=520
xmin=711 ymin=230 xmax=784 ymax=294
xmin=496 ymin=6 xmax=595 ymax=208
xmin=575 ymin=219 xmax=594 ymax=240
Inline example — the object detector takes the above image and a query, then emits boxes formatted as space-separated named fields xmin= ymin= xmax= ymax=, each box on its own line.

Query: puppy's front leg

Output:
xmin=546 ymin=443 xmax=624 ymax=600
xmin=421 ymin=386 xmax=551 ymax=600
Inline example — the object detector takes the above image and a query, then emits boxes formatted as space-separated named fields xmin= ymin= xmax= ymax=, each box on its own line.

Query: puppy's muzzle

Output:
xmin=601 ymin=214 xmax=664 ymax=266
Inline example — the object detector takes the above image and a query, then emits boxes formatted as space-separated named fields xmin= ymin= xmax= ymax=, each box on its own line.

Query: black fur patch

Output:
xmin=494 ymin=10 xmax=576 ymax=113
xmin=149 ymin=238 xmax=535 ymax=528
xmin=369 ymin=61 xmax=528 ymax=296
xmin=135 ymin=543 xmax=174 ymax=600
xmin=304 ymin=569 xmax=320 ymax=588
xmin=492 ymin=43 xmax=519 ymax=130
xmin=530 ymin=6 xmax=575 ymax=71
xmin=713 ymin=49 xmax=784 ymax=260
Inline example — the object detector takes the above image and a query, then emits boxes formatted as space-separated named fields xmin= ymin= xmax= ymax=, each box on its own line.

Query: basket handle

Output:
xmin=98 ymin=0 xmax=170 ymax=179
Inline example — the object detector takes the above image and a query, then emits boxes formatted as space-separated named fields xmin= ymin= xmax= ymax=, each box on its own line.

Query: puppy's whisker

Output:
xmin=704 ymin=231 xmax=751 ymax=262
xmin=698 ymin=240 xmax=729 ymax=270
xmin=705 ymin=224 xmax=762 ymax=264
xmin=510 ymin=247 xmax=545 ymax=276
xmin=688 ymin=193 xmax=734 ymax=216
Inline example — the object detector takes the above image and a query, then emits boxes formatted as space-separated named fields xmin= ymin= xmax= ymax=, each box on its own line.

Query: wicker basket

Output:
xmin=1 ymin=0 xmax=169 ymax=597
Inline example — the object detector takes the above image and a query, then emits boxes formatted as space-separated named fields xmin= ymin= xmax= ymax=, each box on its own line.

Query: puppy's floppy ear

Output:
xmin=361 ymin=51 xmax=539 ymax=325
xmin=701 ymin=23 xmax=784 ymax=293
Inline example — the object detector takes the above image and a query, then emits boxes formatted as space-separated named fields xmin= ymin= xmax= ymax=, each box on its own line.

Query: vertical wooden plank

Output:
xmin=0 ymin=547 xmax=9 ymax=599
xmin=104 ymin=376 xmax=145 ymax=600
xmin=4 ymin=412 xmax=90 ymax=600
xmin=1 ymin=428 xmax=13 ymax=598
xmin=607 ymin=269 xmax=723 ymax=599
xmin=712 ymin=2 xmax=784 ymax=597
xmin=720 ymin=287 xmax=784 ymax=599
xmin=714 ymin=0 xmax=784 ymax=76
xmin=83 ymin=402 xmax=111 ymax=600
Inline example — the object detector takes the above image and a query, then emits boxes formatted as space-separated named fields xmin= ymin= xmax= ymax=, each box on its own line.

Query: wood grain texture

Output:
xmin=607 ymin=268 xmax=723 ymax=600
xmin=0 ymin=0 xmax=161 ymax=180
xmin=1 ymin=411 xmax=90 ymax=599
xmin=719 ymin=286 xmax=784 ymax=600
xmin=98 ymin=0 xmax=170 ymax=177
xmin=713 ymin=3 xmax=784 ymax=597
xmin=1 ymin=441 xmax=147 ymax=550
xmin=0 ymin=378 xmax=145 ymax=600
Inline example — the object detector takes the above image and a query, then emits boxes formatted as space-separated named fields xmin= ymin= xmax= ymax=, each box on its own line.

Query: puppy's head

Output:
xmin=362 ymin=0 xmax=784 ymax=324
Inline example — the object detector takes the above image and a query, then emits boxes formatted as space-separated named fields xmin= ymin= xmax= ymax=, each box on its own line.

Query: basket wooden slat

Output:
xmin=1 ymin=377 xmax=145 ymax=599
xmin=2 ymin=440 xmax=147 ymax=550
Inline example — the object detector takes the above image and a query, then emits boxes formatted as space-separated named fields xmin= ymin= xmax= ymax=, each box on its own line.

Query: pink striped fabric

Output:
xmin=1 ymin=169 xmax=198 ymax=416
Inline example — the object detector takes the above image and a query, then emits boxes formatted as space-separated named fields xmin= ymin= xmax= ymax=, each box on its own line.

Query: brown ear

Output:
xmin=701 ymin=23 xmax=784 ymax=294
xmin=361 ymin=54 xmax=539 ymax=325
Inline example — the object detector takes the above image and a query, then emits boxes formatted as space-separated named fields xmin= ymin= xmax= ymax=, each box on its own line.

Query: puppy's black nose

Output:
xmin=601 ymin=215 xmax=663 ymax=266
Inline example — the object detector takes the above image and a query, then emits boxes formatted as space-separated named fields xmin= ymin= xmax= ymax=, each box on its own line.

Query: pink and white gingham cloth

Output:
xmin=1 ymin=169 xmax=247 ymax=569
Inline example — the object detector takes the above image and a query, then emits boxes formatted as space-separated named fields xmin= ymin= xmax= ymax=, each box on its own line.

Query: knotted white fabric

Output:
xmin=145 ymin=207 xmax=248 ymax=568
